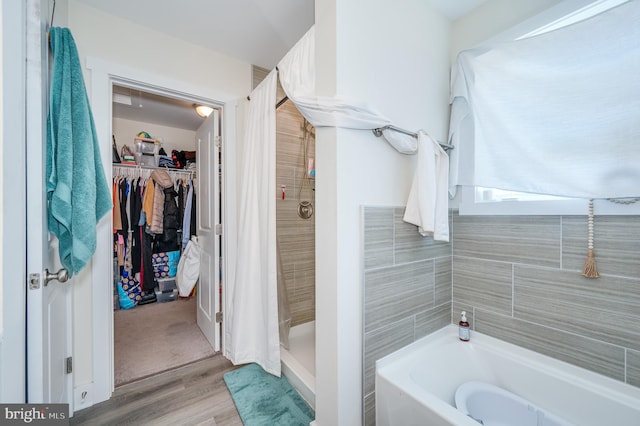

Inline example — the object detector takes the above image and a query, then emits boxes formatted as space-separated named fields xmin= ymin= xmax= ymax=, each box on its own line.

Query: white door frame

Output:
xmin=1 ymin=0 xmax=28 ymax=403
xmin=84 ymin=57 xmax=237 ymax=407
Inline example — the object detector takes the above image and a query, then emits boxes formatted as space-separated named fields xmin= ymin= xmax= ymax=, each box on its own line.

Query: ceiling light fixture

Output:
xmin=194 ymin=104 xmax=214 ymax=118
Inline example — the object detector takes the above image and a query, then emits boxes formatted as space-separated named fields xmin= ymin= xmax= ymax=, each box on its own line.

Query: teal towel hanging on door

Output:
xmin=47 ymin=27 xmax=112 ymax=277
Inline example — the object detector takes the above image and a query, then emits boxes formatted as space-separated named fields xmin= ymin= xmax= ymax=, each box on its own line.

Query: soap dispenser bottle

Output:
xmin=459 ymin=311 xmax=470 ymax=342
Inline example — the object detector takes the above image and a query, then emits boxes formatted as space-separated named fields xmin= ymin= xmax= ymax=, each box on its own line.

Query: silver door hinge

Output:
xmin=215 ymin=224 xmax=223 ymax=235
xmin=215 ymin=136 xmax=221 ymax=148
xmin=29 ymin=273 xmax=41 ymax=290
xmin=215 ymin=312 xmax=223 ymax=323
xmin=66 ymin=357 xmax=73 ymax=374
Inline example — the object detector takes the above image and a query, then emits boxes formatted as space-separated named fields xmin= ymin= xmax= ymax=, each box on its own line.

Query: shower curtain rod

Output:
xmin=246 ymin=90 xmax=451 ymax=152
xmin=246 ymin=94 xmax=289 ymax=110
xmin=372 ymin=125 xmax=454 ymax=151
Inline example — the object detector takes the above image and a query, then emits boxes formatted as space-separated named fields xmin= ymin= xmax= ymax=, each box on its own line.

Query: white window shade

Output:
xmin=448 ymin=0 xmax=640 ymax=200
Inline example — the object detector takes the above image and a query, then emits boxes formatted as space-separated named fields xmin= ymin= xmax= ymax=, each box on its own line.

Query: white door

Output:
xmin=195 ymin=110 xmax=221 ymax=351
xmin=25 ymin=0 xmax=74 ymax=414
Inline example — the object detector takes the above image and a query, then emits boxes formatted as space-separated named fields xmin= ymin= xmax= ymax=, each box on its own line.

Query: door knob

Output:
xmin=44 ymin=268 xmax=69 ymax=285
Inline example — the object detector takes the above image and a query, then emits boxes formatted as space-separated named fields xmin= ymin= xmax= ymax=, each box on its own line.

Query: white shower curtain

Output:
xmin=277 ymin=26 xmax=393 ymax=130
xmin=226 ymin=27 xmax=453 ymax=373
xmin=225 ymin=70 xmax=281 ymax=376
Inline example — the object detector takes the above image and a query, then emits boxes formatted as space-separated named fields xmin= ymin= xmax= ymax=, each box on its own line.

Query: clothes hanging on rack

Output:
xmin=130 ymin=178 xmax=142 ymax=275
xmin=111 ymin=165 xmax=197 ymax=305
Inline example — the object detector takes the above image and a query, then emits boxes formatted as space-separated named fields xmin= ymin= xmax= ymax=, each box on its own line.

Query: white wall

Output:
xmin=69 ymin=1 xmax=250 ymax=99
xmin=314 ymin=0 xmax=452 ymax=423
xmin=67 ymin=0 xmax=251 ymax=393
xmin=315 ymin=0 xmax=577 ymax=423
xmin=113 ymin=117 xmax=197 ymax=153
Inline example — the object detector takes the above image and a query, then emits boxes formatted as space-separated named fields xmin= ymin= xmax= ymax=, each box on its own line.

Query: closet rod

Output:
xmin=112 ymin=164 xmax=196 ymax=179
xmin=372 ymin=125 xmax=454 ymax=151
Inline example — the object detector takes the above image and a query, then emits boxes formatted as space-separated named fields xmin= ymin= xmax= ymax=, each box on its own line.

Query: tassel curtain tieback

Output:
xmin=582 ymin=199 xmax=600 ymax=279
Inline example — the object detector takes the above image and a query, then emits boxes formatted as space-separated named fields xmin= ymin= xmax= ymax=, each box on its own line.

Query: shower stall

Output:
xmin=276 ymin=96 xmax=316 ymax=408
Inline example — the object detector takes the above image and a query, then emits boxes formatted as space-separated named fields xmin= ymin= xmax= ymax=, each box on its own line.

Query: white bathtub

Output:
xmin=281 ymin=321 xmax=316 ymax=410
xmin=455 ymin=381 xmax=572 ymax=426
xmin=376 ymin=325 xmax=640 ymax=426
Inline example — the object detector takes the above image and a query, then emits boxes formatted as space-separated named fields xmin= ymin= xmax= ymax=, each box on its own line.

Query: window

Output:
xmin=454 ymin=0 xmax=639 ymax=216
xmin=459 ymin=186 xmax=640 ymax=216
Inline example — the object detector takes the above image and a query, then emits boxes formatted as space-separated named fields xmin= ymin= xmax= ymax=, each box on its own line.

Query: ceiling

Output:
xmin=75 ymin=0 xmax=315 ymax=70
xmin=88 ymin=0 xmax=487 ymax=131
xmin=112 ymin=85 xmax=207 ymax=132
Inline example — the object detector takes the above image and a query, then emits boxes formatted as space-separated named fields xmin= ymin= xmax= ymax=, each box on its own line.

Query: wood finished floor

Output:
xmin=70 ymin=355 xmax=243 ymax=426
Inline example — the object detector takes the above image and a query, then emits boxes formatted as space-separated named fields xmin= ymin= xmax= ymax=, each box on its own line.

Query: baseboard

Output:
xmin=73 ymin=383 xmax=94 ymax=414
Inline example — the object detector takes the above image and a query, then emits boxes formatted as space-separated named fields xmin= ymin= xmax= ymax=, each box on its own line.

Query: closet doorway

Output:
xmin=110 ymin=83 xmax=222 ymax=387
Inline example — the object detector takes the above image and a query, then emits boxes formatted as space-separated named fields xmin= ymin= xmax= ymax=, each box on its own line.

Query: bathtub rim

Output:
xmin=376 ymin=324 xmax=640 ymax=425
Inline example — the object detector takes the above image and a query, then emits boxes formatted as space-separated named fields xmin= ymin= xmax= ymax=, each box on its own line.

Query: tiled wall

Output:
xmin=276 ymin=95 xmax=316 ymax=326
xmin=362 ymin=207 xmax=640 ymax=425
xmin=452 ymin=211 xmax=640 ymax=388
xmin=362 ymin=207 xmax=452 ymax=425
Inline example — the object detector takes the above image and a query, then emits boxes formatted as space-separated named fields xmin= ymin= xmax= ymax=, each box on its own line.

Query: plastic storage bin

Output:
xmin=156 ymin=277 xmax=177 ymax=292
xmin=135 ymin=137 xmax=160 ymax=154
xmin=135 ymin=152 xmax=158 ymax=167
xmin=134 ymin=136 xmax=160 ymax=166
xmin=155 ymin=288 xmax=178 ymax=303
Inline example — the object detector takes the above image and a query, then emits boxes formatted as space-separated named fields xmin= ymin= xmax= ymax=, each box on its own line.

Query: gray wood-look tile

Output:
xmin=363 ymin=207 xmax=395 ymax=270
xmin=562 ymin=216 xmax=640 ymax=276
xmin=364 ymin=392 xmax=376 ymax=426
xmin=514 ymin=265 xmax=640 ymax=352
xmin=435 ymin=256 xmax=452 ymax=306
xmin=452 ymin=214 xmax=561 ymax=267
xmin=70 ymin=355 xmax=242 ymax=426
xmin=394 ymin=208 xmax=451 ymax=264
xmin=627 ymin=349 xmax=640 ymax=388
xmin=453 ymin=256 xmax=513 ymax=316
xmin=364 ymin=261 xmax=434 ymax=333
xmin=363 ymin=317 xmax=414 ymax=396
xmin=415 ymin=302 xmax=452 ymax=340
xmin=475 ymin=310 xmax=625 ymax=381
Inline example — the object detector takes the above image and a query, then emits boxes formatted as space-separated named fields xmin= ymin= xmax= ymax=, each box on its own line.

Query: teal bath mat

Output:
xmin=224 ymin=363 xmax=315 ymax=425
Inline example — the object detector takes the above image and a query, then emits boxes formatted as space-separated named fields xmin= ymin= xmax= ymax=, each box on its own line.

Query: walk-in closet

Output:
xmin=110 ymin=85 xmax=221 ymax=386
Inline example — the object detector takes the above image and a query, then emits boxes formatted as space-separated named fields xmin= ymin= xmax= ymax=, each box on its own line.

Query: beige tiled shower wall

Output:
xmin=452 ymin=211 xmax=640 ymax=389
xmin=276 ymin=96 xmax=316 ymax=326
xmin=362 ymin=207 xmax=640 ymax=425
xmin=362 ymin=207 xmax=452 ymax=425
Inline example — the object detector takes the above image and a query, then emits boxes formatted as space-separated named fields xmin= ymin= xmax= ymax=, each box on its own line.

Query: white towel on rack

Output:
xmin=403 ymin=131 xmax=449 ymax=242
xmin=381 ymin=128 xmax=417 ymax=154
